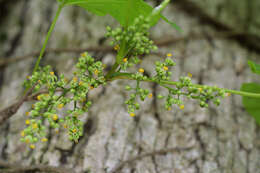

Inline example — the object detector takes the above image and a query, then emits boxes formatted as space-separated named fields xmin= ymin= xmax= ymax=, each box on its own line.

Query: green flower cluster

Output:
xmin=121 ymin=56 xmax=141 ymax=71
xmin=152 ymin=56 xmax=176 ymax=81
xmin=73 ymin=52 xmax=106 ymax=99
xmin=24 ymin=65 xmax=62 ymax=93
xmin=64 ymin=116 xmax=84 ymax=142
xmin=126 ymin=15 xmax=158 ymax=55
xmin=122 ymin=55 xmax=227 ymax=115
xmin=20 ymin=119 xmax=46 ymax=149
xmin=124 ymin=69 xmax=152 ymax=116
xmin=21 ymin=52 xmax=105 ymax=148
xmin=151 ymin=57 xmax=227 ymax=110
xmin=158 ymin=76 xmax=192 ymax=110
xmin=105 ymin=15 xmax=157 ymax=69
xmin=187 ymin=85 xmax=226 ymax=108
xmin=106 ymin=16 xmax=157 ymax=55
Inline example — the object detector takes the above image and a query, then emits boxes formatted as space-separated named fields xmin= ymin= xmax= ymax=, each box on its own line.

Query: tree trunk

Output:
xmin=0 ymin=0 xmax=259 ymax=173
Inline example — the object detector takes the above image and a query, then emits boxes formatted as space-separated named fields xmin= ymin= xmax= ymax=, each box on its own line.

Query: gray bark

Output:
xmin=0 ymin=0 xmax=260 ymax=173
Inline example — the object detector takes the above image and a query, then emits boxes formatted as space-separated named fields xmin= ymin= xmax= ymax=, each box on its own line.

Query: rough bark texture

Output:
xmin=0 ymin=0 xmax=260 ymax=173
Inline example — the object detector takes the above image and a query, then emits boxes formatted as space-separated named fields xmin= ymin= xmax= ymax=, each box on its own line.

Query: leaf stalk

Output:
xmin=108 ymin=72 xmax=260 ymax=99
xmin=32 ymin=3 xmax=64 ymax=74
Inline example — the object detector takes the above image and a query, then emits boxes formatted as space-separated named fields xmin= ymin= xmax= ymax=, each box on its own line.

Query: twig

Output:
xmin=0 ymin=85 xmax=35 ymax=125
xmin=109 ymin=146 xmax=192 ymax=173
xmin=0 ymin=34 xmax=204 ymax=67
xmin=0 ymin=87 xmax=65 ymax=125
xmin=1 ymin=30 xmax=257 ymax=68
xmin=26 ymin=88 xmax=63 ymax=101
xmin=0 ymin=160 xmax=75 ymax=173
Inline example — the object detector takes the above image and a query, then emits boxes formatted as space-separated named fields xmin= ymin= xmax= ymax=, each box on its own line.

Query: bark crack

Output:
xmin=174 ymin=0 xmax=260 ymax=54
xmin=152 ymin=83 xmax=162 ymax=128
xmin=0 ymin=0 xmax=28 ymax=88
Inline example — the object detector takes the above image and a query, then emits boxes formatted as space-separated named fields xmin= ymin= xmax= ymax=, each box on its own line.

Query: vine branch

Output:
xmin=0 ymin=160 xmax=74 ymax=173
xmin=0 ymin=31 xmax=244 ymax=67
xmin=109 ymin=146 xmax=192 ymax=173
xmin=109 ymin=72 xmax=260 ymax=98
xmin=0 ymin=85 xmax=35 ymax=125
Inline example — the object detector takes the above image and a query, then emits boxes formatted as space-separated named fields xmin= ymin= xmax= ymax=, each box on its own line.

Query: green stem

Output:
xmin=108 ymin=72 xmax=260 ymax=99
xmin=105 ymin=62 xmax=119 ymax=79
xmin=161 ymin=80 xmax=260 ymax=98
xmin=105 ymin=39 xmax=128 ymax=79
xmin=223 ymin=89 xmax=260 ymax=98
xmin=32 ymin=3 xmax=64 ymax=74
xmin=47 ymin=87 xmax=69 ymax=112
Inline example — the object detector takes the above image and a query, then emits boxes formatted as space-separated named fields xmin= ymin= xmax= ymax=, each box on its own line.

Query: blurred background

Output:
xmin=0 ymin=0 xmax=260 ymax=172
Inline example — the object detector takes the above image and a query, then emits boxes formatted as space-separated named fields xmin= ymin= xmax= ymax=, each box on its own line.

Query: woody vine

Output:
xmin=19 ymin=0 xmax=260 ymax=149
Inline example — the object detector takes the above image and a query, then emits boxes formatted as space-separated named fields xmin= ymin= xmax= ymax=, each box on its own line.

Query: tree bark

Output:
xmin=0 ymin=0 xmax=259 ymax=173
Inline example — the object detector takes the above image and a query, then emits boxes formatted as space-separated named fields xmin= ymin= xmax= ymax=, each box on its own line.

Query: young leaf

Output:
xmin=63 ymin=0 xmax=181 ymax=31
xmin=241 ymin=83 xmax=260 ymax=125
xmin=248 ymin=60 xmax=260 ymax=75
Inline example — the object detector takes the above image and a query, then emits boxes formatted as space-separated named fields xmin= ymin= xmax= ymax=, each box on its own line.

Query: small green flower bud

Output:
xmin=125 ymin=85 xmax=132 ymax=91
xmin=157 ymin=95 xmax=164 ymax=99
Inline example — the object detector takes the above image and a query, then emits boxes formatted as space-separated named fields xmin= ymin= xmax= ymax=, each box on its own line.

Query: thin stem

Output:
xmin=223 ymin=89 xmax=260 ymax=98
xmin=161 ymin=80 xmax=260 ymax=98
xmin=47 ymin=87 xmax=69 ymax=112
xmin=105 ymin=38 xmax=128 ymax=79
xmin=105 ymin=62 xmax=119 ymax=79
xmin=108 ymin=72 xmax=260 ymax=99
xmin=32 ymin=4 xmax=64 ymax=74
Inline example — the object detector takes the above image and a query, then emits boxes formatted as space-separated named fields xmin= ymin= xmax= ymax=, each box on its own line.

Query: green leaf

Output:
xmin=241 ymin=83 xmax=260 ymax=125
xmin=248 ymin=60 xmax=260 ymax=75
xmin=63 ymin=0 xmax=181 ymax=31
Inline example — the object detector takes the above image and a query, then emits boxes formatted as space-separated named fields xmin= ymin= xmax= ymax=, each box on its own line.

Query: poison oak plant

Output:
xmin=20 ymin=0 xmax=260 ymax=149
